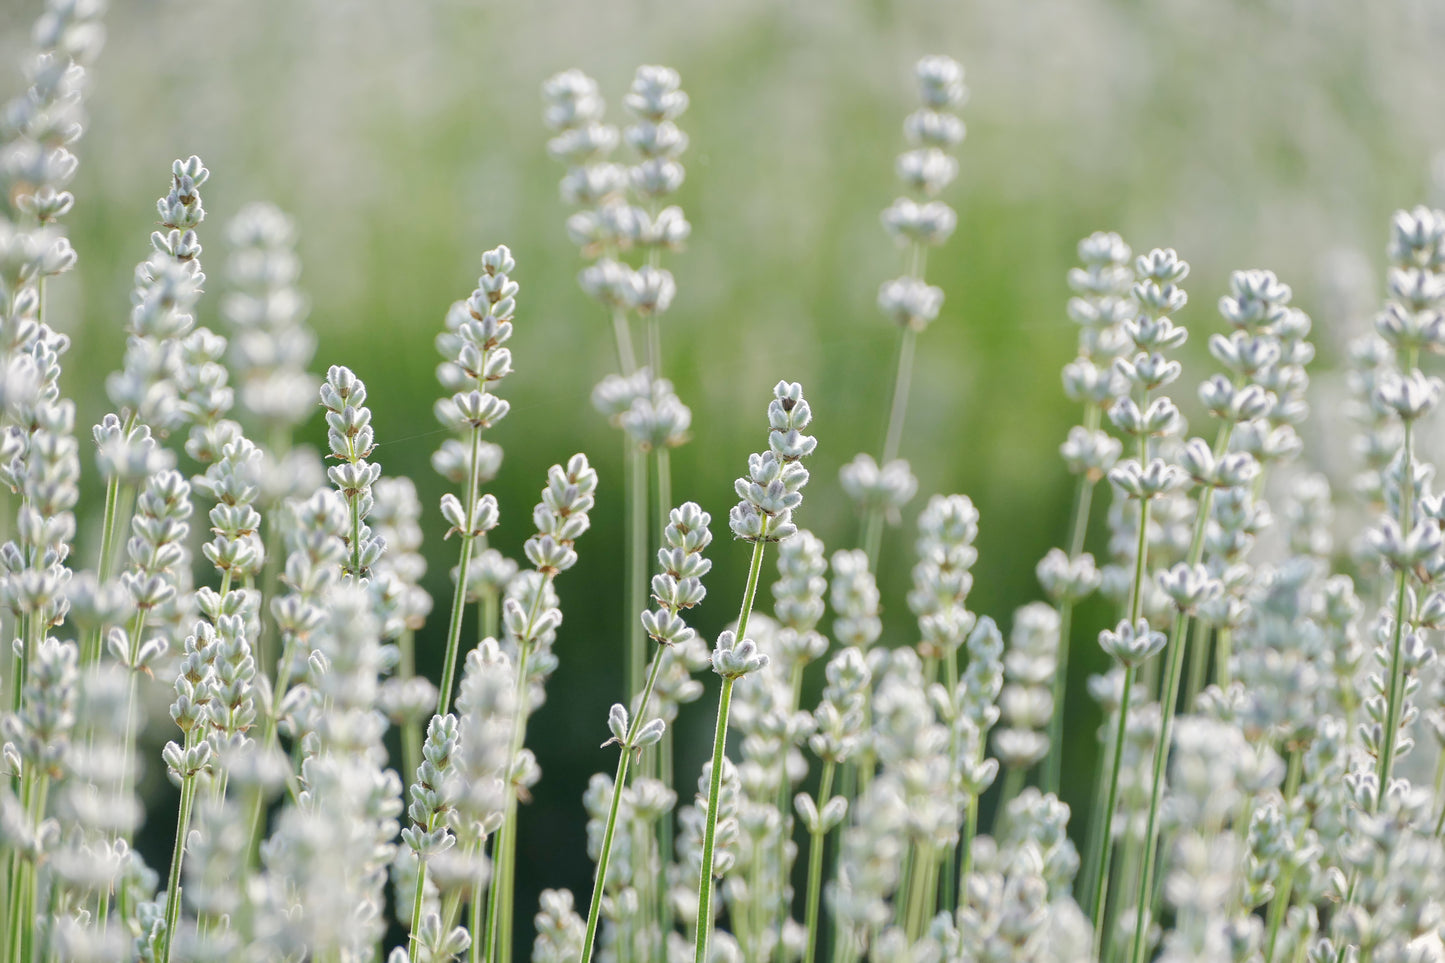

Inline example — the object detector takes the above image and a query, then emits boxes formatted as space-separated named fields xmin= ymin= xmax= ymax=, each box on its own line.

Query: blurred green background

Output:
xmin=6 ymin=0 xmax=1445 ymax=933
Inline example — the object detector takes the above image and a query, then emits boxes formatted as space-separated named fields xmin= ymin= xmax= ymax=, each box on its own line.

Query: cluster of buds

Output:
xmin=729 ymin=382 xmax=816 ymax=543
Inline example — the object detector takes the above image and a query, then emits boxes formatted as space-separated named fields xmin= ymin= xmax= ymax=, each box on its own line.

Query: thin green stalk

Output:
xmin=862 ymin=326 xmax=919 ymax=571
xmin=578 ymin=636 xmax=672 ymax=963
xmin=611 ymin=307 xmax=637 ymax=376
xmin=627 ymin=444 xmax=647 ymax=701
xmin=770 ymin=662 xmax=806 ymax=963
xmin=1217 ymin=627 xmax=1233 ymax=687
xmin=469 ymin=862 xmax=488 ymax=963
xmin=695 ymin=536 xmax=769 ymax=963
xmin=939 ymin=649 xmax=961 ymax=914
xmin=486 ymin=573 xmax=554 ymax=963
xmin=399 ymin=628 xmax=422 ymax=786
xmin=893 ymin=845 xmax=916 ymax=930
xmin=957 ymin=796 xmax=979 ymax=903
xmin=348 ymin=489 xmax=363 ymax=577
xmin=1043 ymin=406 xmax=1102 ymax=794
xmin=1181 ymin=617 xmax=1209 ymax=712
xmin=802 ymin=760 xmax=836 ymax=963
xmin=694 ymin=676 xmax=736 ymax=963
xmin=647 ymin=315 xmax=662 ymax=382
xmin=1376 ymin=566 xmax=1411 ymax=791
xmin=904 ymin=847 xmax=937 ymax=942
xmin=1095 ymin=440 xmax=1153 ymax=951
xmin=1127 ymin=420 xmax=1234 ymax=963
xmin=160 ymin=757 xmax=199 ymax=963
xmin=1263 ymin=865 xmax=1297 ymax=963
xmin=436 ymin=425 xmax=485 ymax=716
xmin=994 ymin=766 xmax=1025 ymax=830
xmin=1077 ymin=703 xmax=1118 ymax=914
xmin=1089 ymin=665 xmax=1135 ymax=962
xmin=8 ymin=768 xmax=48 ymax=963
xmin=483 ymin=588 xmax=500 ymax=643
xmin=407 ymin=816 xmax=437 ymax=956
xmin=82 ymin=483 xmax=124 ymax=667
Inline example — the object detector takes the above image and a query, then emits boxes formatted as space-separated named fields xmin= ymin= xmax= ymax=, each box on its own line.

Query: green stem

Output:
xmin=483 ymin=588 xmax=500 ymax=643
xmin=627 ymin=444 xmax=647 ymax=701
xmin=647 ymin=315 xmax=662 ymax=382
xmin=611 ymin=307 xmax=637 ymax=377
xmin=407 ymin=822 xmax=437 ymax=955
xmin=399 ymin=627 xmax=422 ymax=788
xmin=694 ymin=676 xmax=736 ymax=963
xmin=486 ymin=573 xmax=554 ymax=963
xmin=1263 ymin=866 xmax=1297 ymax=963
xmin=861 ymin=326 xmax=919 ymax=572
xmin=82 ymin=471 xmax=128 ymax=667
xmin=578 ymin=637 xmax=672 ymax=963
xmin=160 ymin=765 xmax=199 ymax=963
xmin=1129 ymin=481 xmax=1223 ymax=963
xmin=1376 ymin=567 xmax=1411 ymax=793
xmin=1043 ymin=594 xmax=1076 ymax=796
xmin=348 ymin=489 xmax=363 ymax=577
xmin=695 ymin=535 xmax=769 ymax=963
xmin=802 ymin=761 xmax=836 ymax=963
xmin=994 ymin=766 xmax=1026 ymax=832
xmin=1043 ymin=403 xmax=1102 ymax=794
xmin=469 ymin=863 xmax=488 ymax=963
xmin=1182 ymin=617 xmax=1209 ymax=712
xmin=1090 ymin=665 xmax=1135 ymax=962
xmin=957 ymin=796 xmax=979 ymax=901
xmin=437 ymin=425 xmax=485 ymax=716
xmin=939 ymin=650 xmax=961 ymax=914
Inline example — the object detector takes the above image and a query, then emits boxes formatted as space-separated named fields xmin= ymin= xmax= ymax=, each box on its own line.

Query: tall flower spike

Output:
xmin=221 ymin=202 xmax=319 ymax=435
xmin=320 ymin=365 xmax=384 ymax=578
xmin=698 ymin=381 xmax=816 ymax=963
xmin=851 ymin=55 xmax=965 ymax=568
xmin=730 ymin=382 xmax=817 ymax=543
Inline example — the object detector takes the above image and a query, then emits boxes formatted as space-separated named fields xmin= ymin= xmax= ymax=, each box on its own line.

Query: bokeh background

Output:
xmin=7 ymin=0 xmax=1445 ymax=938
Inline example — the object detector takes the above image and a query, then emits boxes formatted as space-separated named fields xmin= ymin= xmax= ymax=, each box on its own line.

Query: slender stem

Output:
xmin=1078 ymin=701 xmax=1118 ymax=914
xmin=486 ymin=574 xmax=554 ymax=963
xmin=994 ymin=767 xmax=1025 ymax=831
xmin=957 ymin=793 xmax=979 ymax=897
xmin=1090 ymin=666 xmax=1136 ymax=962
xmin=771 ymin=662 xmax=806 ymax=963
xmin=408 ymin=825 xmax=436 ymax=955
xmin=1043 ymin=405 xmax=1102 ymax=794
xmin=861 ymin=326 xmax=920 ymax=572
xmin=437 ymin=425 xmax=485 ymax=716
xmin=647 ymin=315 xmax=662 ymax=383
xmin=802 ymin=761 xmax=836 ymax=963
xmin=1182 ymin=617 xmax=1209 ymax=712
xmin=483 ymin=588 xmax=500 ymax=643
xmin=578 ymin=638 xmax=672 ymax=963
xmin=160 ymin=766 xmax=199 ymax=963
xmin=1263 ymin=865 xmax=1297 ymax=963
xmin=1043 ymin=593 xmax=1076 ymax=795
xmin=695 ymin=536 xmax=769 ymax=963
xmin=627 ymin=445 xmax=647 ymax=701
xmin=939 ymin=649 xmax=961 ymax=914
xmin=469 ymin=863 xmax=488 ymax=963
xmin=399 ymin=627 xmax=422 ymax=786
xmin=1129 ymin=481 xmax=1223 ymax=963
xmin=694 ymin=676 xmax=736 ymax=963
xmin=611 ymin=307 xmax=637 ymax=377
xmin=904 ymin=848 xmax=937 ymax=942
xmin=82 ymin=470 xmax=128 ymax=666
xmin=1377 ymin=566 xmax=1411 ymax=792
xmin=348 ymin=490 xmax=363 ymax=577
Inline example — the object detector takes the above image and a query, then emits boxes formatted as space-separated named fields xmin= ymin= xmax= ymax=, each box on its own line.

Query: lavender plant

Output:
xmin=4 ymin=10 xmax=1445 ymax=963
